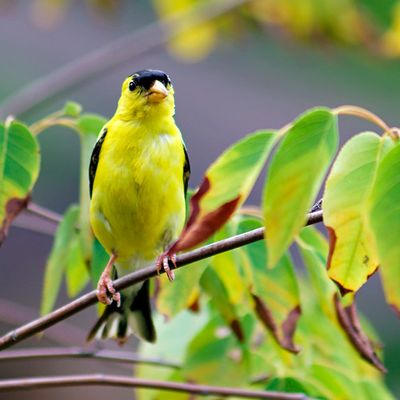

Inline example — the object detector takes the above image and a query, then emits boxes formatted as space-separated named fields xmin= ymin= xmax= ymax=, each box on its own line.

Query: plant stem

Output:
xmin=0 ymin=298 xmax=85 ymax=346
xmin=0 ymin=374 xmax=308 ymax=399
xmin=26 ymin=203 xmax=63 ymax=224
xmin=333 ymin=105 xmax=396 ymax=139
xmin=0 ymin=210 xmax=323 ymax=351
xmin=0 ymin=347 xmax=180 ymax=369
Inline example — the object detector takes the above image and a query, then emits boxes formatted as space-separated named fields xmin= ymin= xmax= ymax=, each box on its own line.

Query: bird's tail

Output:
xmin=87 ymin=280 xmax=156 ymax=343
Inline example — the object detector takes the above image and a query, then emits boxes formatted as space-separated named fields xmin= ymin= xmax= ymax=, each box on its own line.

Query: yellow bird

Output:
xmin=88 ymin=70 xmax=190 ymax=342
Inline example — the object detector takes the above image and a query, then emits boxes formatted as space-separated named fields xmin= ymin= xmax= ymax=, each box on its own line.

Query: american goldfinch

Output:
xmin=88 ymin=69 xmax=190 ymax=343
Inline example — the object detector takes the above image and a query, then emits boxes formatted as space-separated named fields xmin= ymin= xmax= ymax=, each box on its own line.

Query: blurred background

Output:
xmin=0 ymin=0 xmax=399 ymax=398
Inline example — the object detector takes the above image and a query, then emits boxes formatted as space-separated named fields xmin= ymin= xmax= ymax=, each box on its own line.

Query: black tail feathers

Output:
xmin=87 ymin=280 xmax=156 ymax=343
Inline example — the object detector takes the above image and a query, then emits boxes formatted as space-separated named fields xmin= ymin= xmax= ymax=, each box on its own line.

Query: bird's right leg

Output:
xmin=97 ymin=253 xmax=121 ymax=307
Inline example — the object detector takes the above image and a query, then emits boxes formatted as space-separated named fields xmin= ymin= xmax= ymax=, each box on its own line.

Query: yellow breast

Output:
xmin=90 ymin=117 xmax=186 ymax=264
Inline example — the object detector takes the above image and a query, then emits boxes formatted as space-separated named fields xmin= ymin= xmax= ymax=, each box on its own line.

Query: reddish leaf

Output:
xmin=171 ymin=130 xmax=278 ymax=253
xmin=333 ymin=293 xmax=386 ymax=373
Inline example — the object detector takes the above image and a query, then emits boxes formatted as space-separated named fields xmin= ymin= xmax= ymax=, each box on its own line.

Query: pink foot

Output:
xmin=156 ymin=252 xmax=177 ymax=282
xmin=97 ymin=275 xmax=121 ymax=306
xmin=96 ymin=254 xmax=121 ymax=307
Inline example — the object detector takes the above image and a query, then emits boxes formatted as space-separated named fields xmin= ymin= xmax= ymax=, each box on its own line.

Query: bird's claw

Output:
xmin=156 ymin=252 xmax=177 ymax=282
xmin=97 ymin=275 xmax=121 ymax=307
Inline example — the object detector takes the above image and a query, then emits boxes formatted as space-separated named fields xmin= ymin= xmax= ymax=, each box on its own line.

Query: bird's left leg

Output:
xmin=156 ymin=247 xmax=177 ymax=282
xmin=97 ymin=253 xmax=121 ymax=307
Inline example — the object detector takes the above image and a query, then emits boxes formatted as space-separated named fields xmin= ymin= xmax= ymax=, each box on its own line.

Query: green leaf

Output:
xmin=40 ymin=205 xmax=79 ymax=315
xmin=63 ymin=101 xmax=82 ymax=117
xmin=263 ymin=108 xmax=338 ymax=267
xmin=360 ymin=380 xmax=395 ymax=400
xmin=324 ymin=132 xmax=394 ymax=294
xmin=156 ymin=260 xmax=208 ymax=318
xmin=200 ymin=267 xmax=245 ymax=342
xmin=183 ymin=315 xmax=250 ymax=387
xmin=297 ymin=226 xmax=336 ymax=316
xmin=65 ymin=234 xmax=90 ymax=297
xmin=265 ymin=377 xmax=313 ymax=396
xmin=136 ymin=310 xmax=209 ymax=400
xmin=238 ymin=217 xmax=300 ymax=353
xmin=307 ymin=364 xmax=366 ymax=399
xmin=367 ymin=141 xmax=400 ymax=316
xmin=90 ymin=238 xmax=109 ymax=288
xmin=173 ymin=130 xmax=278 ymax=252
xmin=76 ymin=113 xmax=107 ymax=137
xmin=77 ymin=131 xmax=98 ymax=260
xmin=0 ymin=120 xmax=40 ymax=243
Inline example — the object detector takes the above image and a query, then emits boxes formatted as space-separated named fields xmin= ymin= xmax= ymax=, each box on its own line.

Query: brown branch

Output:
xmin=0 ymin=0 xmax=249 ymax=118
xmin=0 ymin=298 xmax=85 ymax=346
xmin=11 ymin=203 xmax=62 ymax=236
xmin=0 ymin=374 xmax=308 ymax=399
xmin=0 ymin=210 xmax=323 ymax=351
xmin=0 ymin=347 xmax=179 ymax=369
xmin=26 ymin=203 xmax=63 ymax=224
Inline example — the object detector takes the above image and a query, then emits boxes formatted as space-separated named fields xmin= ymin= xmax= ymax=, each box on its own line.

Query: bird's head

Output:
xmin=116 ymin=69 xmax=175 ymax=120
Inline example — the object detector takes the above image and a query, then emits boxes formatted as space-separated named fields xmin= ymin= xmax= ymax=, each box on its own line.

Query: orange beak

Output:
xmin=147 ymin=80 xmax=168 ymax=103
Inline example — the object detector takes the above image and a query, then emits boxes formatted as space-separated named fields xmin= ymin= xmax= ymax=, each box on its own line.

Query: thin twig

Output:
xmin=0 ymin=374 xmax=308 ymax=399
xmin=11 ymin=203 xmax=62 ymax=236
xmin=0 ymin=0 xmax=249 ymax=118
xmin=0 ymin=298 xmax=85 ymax=346
xmin=26 ymin=203 xmax=63 ymax=224
xmin=0 ymin=210 xmax=323 ymax=351
xmin=0 ymin=347 xmax=179 ymax=369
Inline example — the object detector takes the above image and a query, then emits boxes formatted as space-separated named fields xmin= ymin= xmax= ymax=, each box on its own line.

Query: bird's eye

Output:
xmin=129 ymin=80 xmax=137 ymax=92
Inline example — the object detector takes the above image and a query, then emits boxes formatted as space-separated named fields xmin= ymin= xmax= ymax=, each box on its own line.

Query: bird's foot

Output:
xmin=156 ymin=251 xmax=177 ymax=282
xmin=97 ymin=274 xmax=121 ymax=306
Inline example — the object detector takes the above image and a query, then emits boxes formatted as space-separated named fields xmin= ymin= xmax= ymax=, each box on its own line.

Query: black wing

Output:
xmin=183 ymin=143 xmax=191 ymax=197
xmin=89 ymin=127 xmax=108 ymax=198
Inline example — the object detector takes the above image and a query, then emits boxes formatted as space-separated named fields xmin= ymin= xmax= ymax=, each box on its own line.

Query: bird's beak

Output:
xmin=147 ymin=80 xmax=168 ymax=103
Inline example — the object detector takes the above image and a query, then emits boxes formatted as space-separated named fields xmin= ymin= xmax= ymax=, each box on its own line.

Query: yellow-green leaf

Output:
xmin=263 ymin=108 xmax=338 ymax=267
xmin=297 ymin=226 xmax=336 ymax=316
xmin=0 ymin=120 xmax=40 ymax=243
xmin=63 ymin=101 xmax=82 ymax=117
xmin=184 ymin=316 xmax=250 ymax=387
xmin=65 ymin=234 xmax=90 ymax=297
xmin=367 ymin=141 xmax=400 ymax=316
xmin=238 ymin=217 xmax=300 ymax=353
xmin=156 ymin=260 xmax=208 ymax=318
xmin=76 ymin=113 xmax=106 ymax=137
xmin=90 ymin=238 xmax=109 ymax=288
xmin=324 ymin=132 xmax=394 ymax=294
xmin=173 ymin=130 xmax=278 ymax=252
xmin=153 ymin=0 xmax=217 ymax=62
xmin=200 ymin=267 xmax=245 ymax=342
xmin=41 ymin=205 xmax=79 ymax=315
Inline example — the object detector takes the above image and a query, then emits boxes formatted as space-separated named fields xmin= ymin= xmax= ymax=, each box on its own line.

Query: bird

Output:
xmin=87 ymin=69 xmax=190 ymax=343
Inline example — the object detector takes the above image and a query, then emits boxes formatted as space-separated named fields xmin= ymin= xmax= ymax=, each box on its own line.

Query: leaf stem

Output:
xmin=30 ymin=117 xmax=79 ymax=136
xmin=333 ymin=105 xmax=397 ymax=139
xmin=0 ymin=374 xmax=308 ymax=399
xmin=0 ymin=210 xmax=323 ymax=351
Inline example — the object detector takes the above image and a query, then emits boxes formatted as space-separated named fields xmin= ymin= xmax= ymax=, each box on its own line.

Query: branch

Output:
xmin=0 ymin=298 xmax=85 ymax=346
xmin=0 ymin=347 xmax=179 ymax=369
xmin=0 ymin=210 xmax=322 ymax=351
xmin=11 ymin=203 xmax=62 ymax=236
xmin=26 ymin=203 xmax=63 ymax=224
xmin=0 ymin=374 xmax=308 ymax=399
xmin=0 ymin=0 xmax=249 ymax=118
